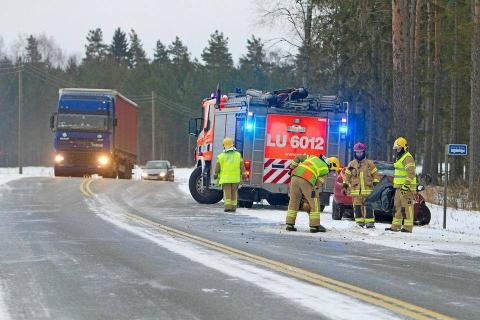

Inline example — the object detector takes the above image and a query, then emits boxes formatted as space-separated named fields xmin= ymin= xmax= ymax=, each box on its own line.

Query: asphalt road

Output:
xmin=0 ymin=176 xmax=478 ymax=319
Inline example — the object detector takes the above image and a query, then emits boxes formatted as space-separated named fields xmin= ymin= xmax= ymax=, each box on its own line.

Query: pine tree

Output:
xmin=25 ymin=35 xmax=42 ymax=63
xmin=153 ymin=40 xmax=169 ymax=64
xmin=109 ymin=27 xmax=129 ymax=65
xmin=168 ymin=36 xmax=190 ymax=65
xmin=239 ymin=35 xmax=268 ymax=89
xmin=84 ymin=28 xmax=108 ymax=61
xmin=201 ymin=30 xmax=233 ymax=70
xmin=127 ymin=29 xmax=147 ymax=68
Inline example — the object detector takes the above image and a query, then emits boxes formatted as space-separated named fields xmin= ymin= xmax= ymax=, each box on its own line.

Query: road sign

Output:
xmin=448 ymin=144 xmax=468 ymax=156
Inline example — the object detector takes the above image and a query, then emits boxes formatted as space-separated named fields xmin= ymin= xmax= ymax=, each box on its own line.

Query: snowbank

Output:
xmin=0 ymin=167 xmax=54 ymax=186
xmin=175 ymin=167 xmax=480 ymax=257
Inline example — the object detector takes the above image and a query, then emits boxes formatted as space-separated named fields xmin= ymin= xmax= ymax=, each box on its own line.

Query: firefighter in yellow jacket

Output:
xmin=342 ymin=143 xmax=380 ymax=228
xmin=385 ymin=137 xmax=417 ymax=233
xmin=286 ymin=154 xmax=340 ymax=233
xmin=214 ymin=137 xmax=247 ymax=212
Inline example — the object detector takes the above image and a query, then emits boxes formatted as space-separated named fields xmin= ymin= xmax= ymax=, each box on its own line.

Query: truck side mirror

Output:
xmin=189 ymin=118 xmax=203 ymax=136
xmin=50 ymin=113 xmax=57 ymax=131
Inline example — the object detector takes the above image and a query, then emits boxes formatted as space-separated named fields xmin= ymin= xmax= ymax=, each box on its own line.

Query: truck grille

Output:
xmin=65 ymin=152 xmax=97 ymax=164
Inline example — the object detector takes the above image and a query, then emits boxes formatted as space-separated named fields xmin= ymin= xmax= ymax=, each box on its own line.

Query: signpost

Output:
xmin=443 ymin=144 xmax=468 ymax=229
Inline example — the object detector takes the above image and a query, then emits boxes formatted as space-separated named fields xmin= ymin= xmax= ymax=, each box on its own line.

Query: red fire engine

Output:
xmin=188 ymin=88 xmax=350 ymax=209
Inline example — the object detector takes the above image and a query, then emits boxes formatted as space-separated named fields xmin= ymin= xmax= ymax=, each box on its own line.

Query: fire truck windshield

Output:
xmin=57 ymin=114 xmax=109 ymax=131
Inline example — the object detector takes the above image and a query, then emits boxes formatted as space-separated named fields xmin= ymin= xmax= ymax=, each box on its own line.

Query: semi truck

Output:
xmin=188 ymin=87 xmax=351 ymax=209
xmin=50 ymin=88 xmax=138 ymax=179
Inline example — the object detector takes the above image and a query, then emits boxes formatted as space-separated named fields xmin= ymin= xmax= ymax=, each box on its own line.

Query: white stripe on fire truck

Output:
xmin=263 ymin=159 xmax=292 ymax=184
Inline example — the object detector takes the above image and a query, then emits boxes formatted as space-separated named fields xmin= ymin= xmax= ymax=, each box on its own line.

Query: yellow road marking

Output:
xmin=85 ymin=179 xmax=454 ymax=320
xmin=80 ymin=178 xmax=95 ymax=197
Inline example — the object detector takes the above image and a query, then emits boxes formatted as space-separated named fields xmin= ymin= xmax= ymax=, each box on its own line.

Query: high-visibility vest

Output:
xmin=217 ymin=151 xmax=242 ymax=184
xmin=393 ymin=152 xmax=417 ymax=190
xmin=293 ymin=156 xmax=329 ymax=186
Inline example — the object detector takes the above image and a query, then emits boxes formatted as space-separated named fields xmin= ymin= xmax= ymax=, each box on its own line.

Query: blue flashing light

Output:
xmin=246 ymin=122 xmax=254 ymax=131
xmin=341 ymin=117 xmax=347 ymax=123
xmin=339 ymin=125 xmax=348 ymax=134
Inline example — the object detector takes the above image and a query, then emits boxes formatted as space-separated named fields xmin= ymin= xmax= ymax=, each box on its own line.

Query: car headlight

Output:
xmin=54 ymin=154 xmax=64 ymax=163
xmin=142 ymin=172 xmax=148 ymax=178
xmin=98 ymin=155 xmax=110 ymax=166
xmin=160 ymin=172 xmax=166 ymax=177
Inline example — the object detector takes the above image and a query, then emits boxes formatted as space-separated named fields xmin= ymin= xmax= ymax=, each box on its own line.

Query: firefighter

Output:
xmin=214 ymin=137 xmax=247 ymax=212
xmin=385 ymin=137 xmax=417 ymax=233
xmin=286 ymin=154 xmax=340 ymax=233
xmin=342 ymin=143 xmax=380 ymax=228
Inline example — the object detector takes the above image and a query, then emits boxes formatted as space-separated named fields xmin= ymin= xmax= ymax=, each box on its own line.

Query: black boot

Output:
xmin=385 ymin=227 xmax=400 ymax=232
xmin=310 ymin=225 xmax=326 ymax=233
xmin=286 ymin=224 xmax=297 ymax=232
xmin=365 ymin=222 xmax=375 ymax=229
xmin=400 ymin=228 xmax=412 ymax=233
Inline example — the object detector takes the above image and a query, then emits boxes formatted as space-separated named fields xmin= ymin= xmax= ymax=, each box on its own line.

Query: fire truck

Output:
xmin=188 ymin=87 xmax=351 ymax=209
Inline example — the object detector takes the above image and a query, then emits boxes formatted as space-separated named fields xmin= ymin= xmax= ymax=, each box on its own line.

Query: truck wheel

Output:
xmin=189 ymin=167 xmax=223 ymax=204
xmin=415 ymin=204 xmax=431 ymax=226
xmin=238 ymin=200 xmax=254 ymax=208
xmin=332 ymin=200 xmax=343 ymax=220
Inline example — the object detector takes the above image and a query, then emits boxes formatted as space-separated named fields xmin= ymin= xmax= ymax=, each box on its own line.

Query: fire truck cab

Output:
xmin=188 ymin=88 xmax=350 ymax=209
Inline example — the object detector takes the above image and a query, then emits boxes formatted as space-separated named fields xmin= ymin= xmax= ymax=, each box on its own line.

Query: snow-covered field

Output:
xmin=175 ymin=168 xmax=480 ymax=258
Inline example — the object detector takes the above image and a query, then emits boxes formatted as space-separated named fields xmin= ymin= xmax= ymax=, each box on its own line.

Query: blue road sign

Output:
xmin=448 ymin=144 xmax=468 ymax=156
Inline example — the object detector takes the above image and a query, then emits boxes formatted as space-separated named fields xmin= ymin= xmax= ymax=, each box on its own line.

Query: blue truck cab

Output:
xmin=50 ymin=88 xmax=138 ymax=179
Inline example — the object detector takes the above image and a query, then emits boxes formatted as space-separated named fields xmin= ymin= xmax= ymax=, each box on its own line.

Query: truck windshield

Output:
xmin=57 ymin=114 xmax=108 ymax=131
xmin=146 ymin=162 xmax=169 ymax=169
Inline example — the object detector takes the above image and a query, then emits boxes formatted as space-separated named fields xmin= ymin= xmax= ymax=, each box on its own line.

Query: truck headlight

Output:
xmin=54 ymin=154 xmax=64 ymax=163
xmin=98 ymin=155 xmax=110 ymax=166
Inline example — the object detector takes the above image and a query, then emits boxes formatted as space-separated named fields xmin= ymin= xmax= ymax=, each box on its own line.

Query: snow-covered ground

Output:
xmin=175 ymin=168 xmax=480 ymax=258
xmin=0 ymin=167 xmax=53 ymax=186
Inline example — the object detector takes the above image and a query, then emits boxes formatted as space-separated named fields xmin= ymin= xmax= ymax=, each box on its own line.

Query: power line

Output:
xmin=25 ymin=64 xmax=76 ymax=87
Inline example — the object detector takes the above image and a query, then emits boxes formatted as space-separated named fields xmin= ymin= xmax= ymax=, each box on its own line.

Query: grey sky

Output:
xmin=0 ymin=0 xmax=287 ymax=63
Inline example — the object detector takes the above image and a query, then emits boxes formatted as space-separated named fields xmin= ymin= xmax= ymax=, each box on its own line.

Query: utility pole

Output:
xmin=151 ymin=91 xmax=156 ymax=160
xmin=18 ymin=66 xmax=23 ymax=174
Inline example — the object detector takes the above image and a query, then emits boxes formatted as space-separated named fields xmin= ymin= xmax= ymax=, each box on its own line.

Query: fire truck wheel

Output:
xmin=189 ymin=166 xmax=223 ymax=204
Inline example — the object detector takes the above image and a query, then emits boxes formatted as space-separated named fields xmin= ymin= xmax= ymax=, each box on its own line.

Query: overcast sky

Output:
xmin=0 ymin=0 xmax=288 ymax=63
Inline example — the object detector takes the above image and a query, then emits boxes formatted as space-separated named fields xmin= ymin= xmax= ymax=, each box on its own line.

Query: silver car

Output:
xmin=141 ymin=161 xmax=175 ymax=181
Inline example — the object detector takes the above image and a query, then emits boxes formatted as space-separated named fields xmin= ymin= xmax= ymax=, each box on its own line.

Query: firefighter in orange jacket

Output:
xmin=342 ymin=143 xmax=380 ymax=228
xmin=286 ymin=154 xmax=340 ymax=233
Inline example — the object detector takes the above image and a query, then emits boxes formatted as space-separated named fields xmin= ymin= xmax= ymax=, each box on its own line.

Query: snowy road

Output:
xmin=0 ymin=174 xmax=478 ymax=319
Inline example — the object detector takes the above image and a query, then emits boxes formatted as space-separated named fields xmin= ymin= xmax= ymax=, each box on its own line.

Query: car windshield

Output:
xmin=375 ymin=162 xmax=395 ymax=176
xmin=57 ymin=114 xmax=108 ymax=131
xmin=146 ymin=162 xmax=169 ymax=169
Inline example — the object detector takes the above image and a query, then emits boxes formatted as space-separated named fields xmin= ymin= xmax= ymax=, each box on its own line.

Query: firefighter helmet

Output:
xmin=353 ymin=142 xmax=366 ymax=152
xmin=223 ymin=137 xmax=234 ymax=149
xmin=327 ymin=157 xmax=341 ymax=172
xmin=393 ymin=137 xmax=408 ymax=150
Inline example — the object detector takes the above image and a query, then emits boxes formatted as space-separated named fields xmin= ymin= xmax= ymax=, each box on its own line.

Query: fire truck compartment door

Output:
xmin=211 ymin=112 xmax=240 ymax=181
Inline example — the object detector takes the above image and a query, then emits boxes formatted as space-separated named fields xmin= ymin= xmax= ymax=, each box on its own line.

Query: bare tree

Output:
xmin=392 ymin=0 xmax=407 ymax=138
xmin=469 ymin=0 xmax=480 ymax=205
xmin=423 ymin=1 xmax=434 ymax=177
xmin=260 ymin=0 xmax=323 ymax=88
xmin=431 ymin=0 xmax=442 ymax=183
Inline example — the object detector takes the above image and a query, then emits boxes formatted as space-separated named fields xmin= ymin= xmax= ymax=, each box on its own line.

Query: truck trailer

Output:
xmin=50 ymin=88 xmax=138 ymax=179
xmin=188 ymin=87 xmax=350 ymax=209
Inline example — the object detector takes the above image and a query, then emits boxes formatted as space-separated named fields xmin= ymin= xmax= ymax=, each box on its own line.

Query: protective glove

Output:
xmin=213 ymin=174 xmax=218 ymax=180
xmin=400 ymin=184 xmax=409 ymax=195
xmin=342 ymin=182 xmax=349 ymax=189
